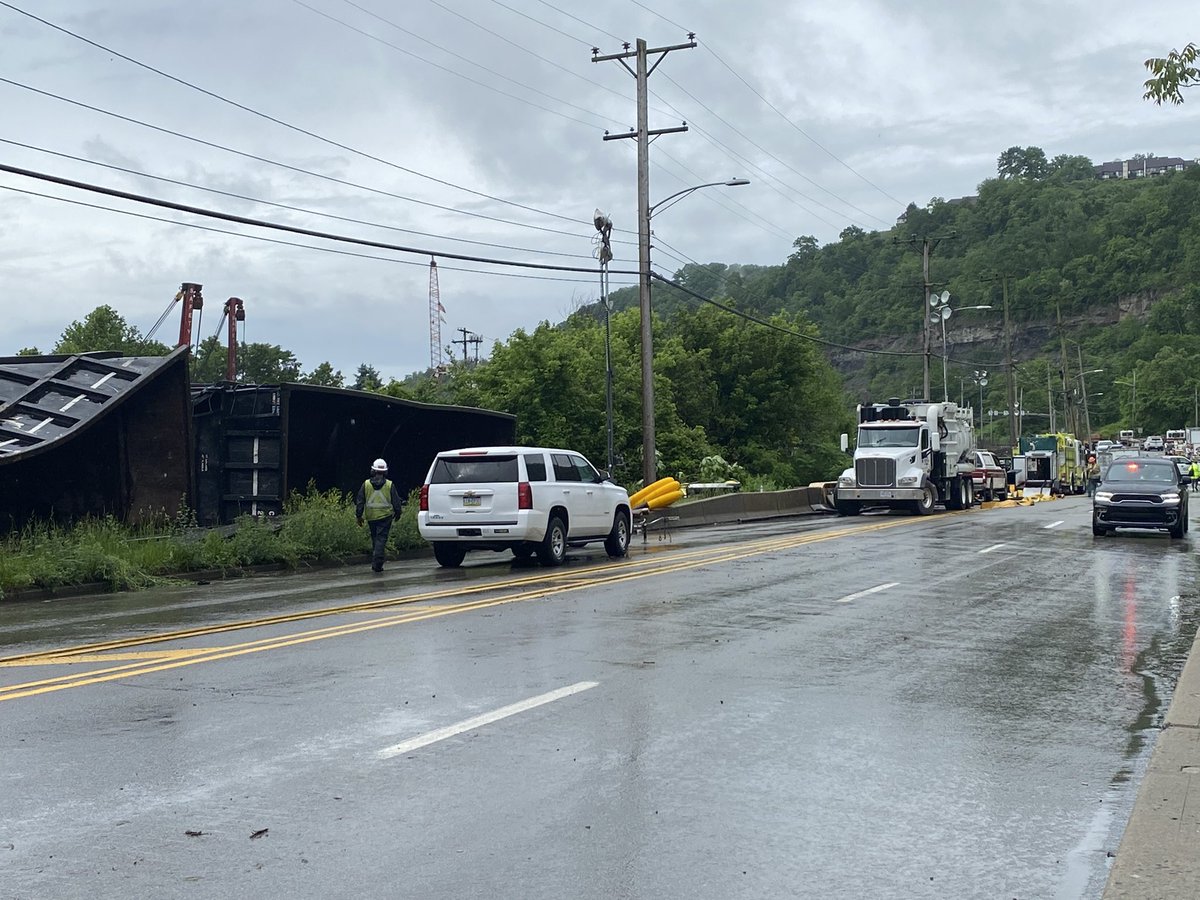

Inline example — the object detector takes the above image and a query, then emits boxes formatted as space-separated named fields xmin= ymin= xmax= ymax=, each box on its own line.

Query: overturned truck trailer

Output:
xmin=191 ymin=383 xmax=517 ymax=526
xmin=0 ymin=348 xmax=194 ymax=532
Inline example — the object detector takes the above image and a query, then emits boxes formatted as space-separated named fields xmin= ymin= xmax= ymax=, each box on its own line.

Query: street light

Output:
xmin=928 ymin=294 xmax=992 ymax=401
xmin=972 ymin=370 xmax=989 ymax=435
xmin=636 ymin=177 xmax=749 ymax=484
xmin=1115 ymin=373 xmax=1138 ymax=434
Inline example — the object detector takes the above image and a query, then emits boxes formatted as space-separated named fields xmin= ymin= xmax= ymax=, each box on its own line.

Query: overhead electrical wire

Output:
xmin=0 ymin=138 xmax=604 ymax=262
xmin=0 ymin=163 xmax=644 ymax=275
xmin=530 ymin=0 xmax=626 ymax=44
xmin=483 ymin=0 xmax=594 ymax=47
xmin=293 ymin=0 xmax=620 ymax=129
xmin=0 ymin=0 xmax=620 ymax=232
xmin=703 ymin=44 xmax=904 ymax=208
xmin=651 ymin=272 xmax=922 ymax=357
xmin=0 ymin=78 xmax=640 ymax=246
xmin=0 ymin=184 xmax=637 ymax=288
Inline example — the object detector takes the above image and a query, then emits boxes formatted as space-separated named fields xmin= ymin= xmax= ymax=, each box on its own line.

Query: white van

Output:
xmin=418 ymin=446 xmax=631 ymax=567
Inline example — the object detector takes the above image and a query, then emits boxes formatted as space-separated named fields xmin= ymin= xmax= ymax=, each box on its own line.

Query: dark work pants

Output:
xmin=368 ymin=516 xmax=393 ymax=571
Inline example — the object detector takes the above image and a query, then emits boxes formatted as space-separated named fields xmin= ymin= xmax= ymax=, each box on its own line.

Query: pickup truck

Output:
xmin=970 ymin=449 xmax=1008 ymax=501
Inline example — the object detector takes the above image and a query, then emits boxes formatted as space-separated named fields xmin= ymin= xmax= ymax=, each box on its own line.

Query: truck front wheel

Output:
xmin=912 ymin=483 xmax=937 ymax=516
xmin=836 ymin=499 xmax=861 ymax=516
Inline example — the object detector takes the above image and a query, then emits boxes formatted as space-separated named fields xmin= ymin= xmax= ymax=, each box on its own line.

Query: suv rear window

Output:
xmin=431 ymin=455 xmax=519 ymax=484
xmin=523 ymin=453 xmax=547 ymax=482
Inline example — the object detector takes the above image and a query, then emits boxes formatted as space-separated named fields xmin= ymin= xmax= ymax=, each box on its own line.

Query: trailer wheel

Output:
xmin=912 ymin=483 xmax=937 ymax=515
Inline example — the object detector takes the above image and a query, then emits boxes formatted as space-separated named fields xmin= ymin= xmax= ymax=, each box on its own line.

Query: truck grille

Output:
xmin=856 ymin=458 xmax=896 ymax=487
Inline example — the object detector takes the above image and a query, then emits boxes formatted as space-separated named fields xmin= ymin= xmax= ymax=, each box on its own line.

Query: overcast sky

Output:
xmin=2 ymin=0 xmax=1198 ymax=381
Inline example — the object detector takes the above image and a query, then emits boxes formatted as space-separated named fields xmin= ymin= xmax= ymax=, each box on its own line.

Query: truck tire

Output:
xmin=835 ymin=499 xmax=862 ymax=516
xmin=945 ymin=478 xmax=964 ymax=511
xmin=912 ymin=483 xmax=937 ymax=516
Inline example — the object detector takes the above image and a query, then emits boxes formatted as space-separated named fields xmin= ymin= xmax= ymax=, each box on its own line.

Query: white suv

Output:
xmin=417 ymin=446 xmax=632 ymax=568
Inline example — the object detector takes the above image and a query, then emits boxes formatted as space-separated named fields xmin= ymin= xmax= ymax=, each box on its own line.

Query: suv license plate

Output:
xmin=463 ymin=496 xmax=481 ymax=507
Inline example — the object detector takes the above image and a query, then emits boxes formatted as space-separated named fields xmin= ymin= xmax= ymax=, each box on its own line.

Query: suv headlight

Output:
xmin=1094 ymin=491 xmax=1113 ymax=502
xmin=1162 ymin=494 xmax=1181 ymax=505
xmin=897 ymin=475 xmax=919 ymax=486
xmin=838 ymin=475 xmax=855 ymax=487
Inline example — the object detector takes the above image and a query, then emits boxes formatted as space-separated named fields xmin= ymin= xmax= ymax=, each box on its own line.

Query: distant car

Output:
xmin=1093 ymin=456 xmax=1189 ymax=538
xmin=968 ymin=449 xmax=1007 ymax=501
xmin=417 ymin=446 xmax=632 ymax=567
xmin=1143 ymin=435 xmax=1165 ymax=451
xmin=1095 ymin=440 xmax=1120 ymax=453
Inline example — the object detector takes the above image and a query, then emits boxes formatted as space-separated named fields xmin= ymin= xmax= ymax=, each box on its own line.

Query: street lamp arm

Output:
xmin=649 ymin=178 xmax=749 ymax=217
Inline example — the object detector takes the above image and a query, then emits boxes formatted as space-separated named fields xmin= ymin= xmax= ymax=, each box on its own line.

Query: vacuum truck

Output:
xmin=834 ymin=398 xmax=977 ymax=515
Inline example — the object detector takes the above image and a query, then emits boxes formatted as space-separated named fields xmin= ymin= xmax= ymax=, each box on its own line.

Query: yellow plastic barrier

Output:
xmin=638 ymin=480 xmax=681 ymax=508
xmin=645 ymin=489 xmax=684 ymax=510
xmin=628 ymin=476 xmax=677 ymax=508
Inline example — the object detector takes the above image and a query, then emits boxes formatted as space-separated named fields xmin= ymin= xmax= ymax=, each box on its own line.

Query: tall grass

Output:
xmin=0 ymin=486 xmax=428 ymax=601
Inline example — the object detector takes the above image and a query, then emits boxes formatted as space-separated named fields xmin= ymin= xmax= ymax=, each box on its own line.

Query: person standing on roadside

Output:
xmin=356 ymin=458 xmax=404 ymax=573
xmin=1190 ymin=458 xmax=1200 ymax=493
xmin=1085 ymin=455 xmax=1101 ymax=498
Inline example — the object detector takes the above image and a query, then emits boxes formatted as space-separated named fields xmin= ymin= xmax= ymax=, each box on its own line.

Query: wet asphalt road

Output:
xmin=2 ymin=496 xmax=1199 ymax=899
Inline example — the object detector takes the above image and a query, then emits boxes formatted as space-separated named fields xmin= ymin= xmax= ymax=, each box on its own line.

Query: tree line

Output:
xmin=15 ymin=146 xmax=1200 ymax=485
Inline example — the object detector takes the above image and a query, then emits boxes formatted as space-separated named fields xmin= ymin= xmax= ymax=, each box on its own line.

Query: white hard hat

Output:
xmin=371 ymin=458 xmax=388 ymax=473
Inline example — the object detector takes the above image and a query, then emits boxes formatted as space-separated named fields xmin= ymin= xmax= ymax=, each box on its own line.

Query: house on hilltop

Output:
xmin=1095 ymin=156 xmax=1196 ymax=179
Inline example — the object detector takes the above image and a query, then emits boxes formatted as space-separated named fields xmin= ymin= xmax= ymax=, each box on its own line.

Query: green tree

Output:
xmin=53 ymin=305 xmax=169 ymax=356
xmin=303 ymin=361 xmax=344 ymax=387
xmin=15 ymin=346 xmax=41 ymax=356
xmin=237 ymin=343 xmax=302 ymax=383
xmin=353 ymin=364 xmax=382 ymax=392
xmin=1144 ymin=42 xmax=1199 ymax=105
xmin=997 ymin=146 xmax=1026 ymax=179
xmin=191 ymin=335 xmax=229 ymax=382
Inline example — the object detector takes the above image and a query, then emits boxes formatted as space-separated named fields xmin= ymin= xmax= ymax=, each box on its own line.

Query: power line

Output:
xmin=657 ymin=72 xmax=892 ymax=227
xmin=703 ymin=44 xmax=904 ymax=207
xmin=1 ymin=0 xmax=611 ymax=230
xmin=0 ymin=138 xmax=601 ymax=261
xmin=0 ymin=184 xmax=639 ymax=288
xmin=626 ymin=0 xmax=688 ymax=32
xmin=530 ymin=0 xmax=625 ymax=43
xmin=651 ymin=272 xmax=922 ymax=357
xmin=484 ymin=0 xmax=594 ymax=47
xmin=303 ymin=0 xmax=622 ymax=128
xmin=0 ymin=162 xmax=643 ymax=276
xmin=0 ymin=77 xmax=640 ymax=245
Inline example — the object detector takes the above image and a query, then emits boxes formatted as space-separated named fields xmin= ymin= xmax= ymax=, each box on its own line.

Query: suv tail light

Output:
xmin=518 ymin=482 xmax=533 ymax=510
xmin=419 ymin=484 xmax=429 ymax=511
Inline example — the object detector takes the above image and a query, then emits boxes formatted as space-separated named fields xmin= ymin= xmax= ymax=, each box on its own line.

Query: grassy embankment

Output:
xmin=0 ymin=487 xmax=425 ymax=600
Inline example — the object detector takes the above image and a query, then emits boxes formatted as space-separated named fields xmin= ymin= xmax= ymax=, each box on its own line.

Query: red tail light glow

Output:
xmin=518 ymin=482 xmax=533 ymax=509
xmin=419 ymin=484 xmax=429 ymax=511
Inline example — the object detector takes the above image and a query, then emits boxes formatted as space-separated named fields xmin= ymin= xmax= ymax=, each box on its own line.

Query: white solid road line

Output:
xmin=835 ymin=582 xmax=900 ymax=604
xmin=378 ymin=681 xmax=599 ymax=759
xmin=1044 ymin=520 xmax=1065 ymax=529
xmin=979 ymin=543 xmax=1008 ymax=554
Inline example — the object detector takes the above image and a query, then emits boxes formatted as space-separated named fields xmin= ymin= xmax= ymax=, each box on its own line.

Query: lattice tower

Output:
xmin=429 ymin=259 xmax=445 ymax=374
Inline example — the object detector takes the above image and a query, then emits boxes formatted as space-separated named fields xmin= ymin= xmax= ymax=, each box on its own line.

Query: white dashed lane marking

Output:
xmin=835 ymin=582 xmax=900 ymax=604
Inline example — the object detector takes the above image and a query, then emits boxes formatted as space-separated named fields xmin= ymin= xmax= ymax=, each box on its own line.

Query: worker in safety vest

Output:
xmin=355 ymin=458 xmax=405 ymax=572
xmin=1190 ymin=459 xmax=1200 ymax=492
xmin=1085 ymin=455 xmax=1101 ymax=497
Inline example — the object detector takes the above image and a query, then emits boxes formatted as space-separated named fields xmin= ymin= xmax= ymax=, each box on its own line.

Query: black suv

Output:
xmin=1093 ymin=457 xmax=1190 ymax=538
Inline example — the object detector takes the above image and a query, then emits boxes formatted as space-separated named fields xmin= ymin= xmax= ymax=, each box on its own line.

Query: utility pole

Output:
xmin=1077 ymin=344 xmax=1093 ymax=442
xmin=452 ymin=327 xmax=477 ymax=363
xmin=594 ymin=35 xmax=695 ymax=485
xmin=981 ymin=273 xmax=1019 ymax=447
xmin=895 ymin=233 xmax=955 ymax=400
xmin=1056 ymin=301 xmax=1073 ymax=436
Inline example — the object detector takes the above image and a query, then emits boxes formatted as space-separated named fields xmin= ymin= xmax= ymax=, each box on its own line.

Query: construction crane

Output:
xmin=218 ymin=297 xmax=245 ymax=381
xmin=429 ymin=259 xmax=446 ymax=376
xmin=145 ymin=282 xmax=204 ymax=350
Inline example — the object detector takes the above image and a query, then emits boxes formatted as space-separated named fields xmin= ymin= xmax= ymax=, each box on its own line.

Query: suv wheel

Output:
xmin=604 ymin=511 xmax=630 ymax=557
xmin=433 ymin=543 xmax=466 ymax=568
xmin=537 ymin=516 xmax=567 ymax=566
xmin=1169 ymin=517 xmax=1185 ymax=539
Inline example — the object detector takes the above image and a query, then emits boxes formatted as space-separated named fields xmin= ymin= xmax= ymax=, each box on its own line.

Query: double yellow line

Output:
xmin=0 ymin=514 xmax=934 ymax=702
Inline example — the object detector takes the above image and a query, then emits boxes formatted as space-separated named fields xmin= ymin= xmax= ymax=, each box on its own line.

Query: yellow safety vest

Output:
xmin=363 ymin=479 xmax=394 ymax=521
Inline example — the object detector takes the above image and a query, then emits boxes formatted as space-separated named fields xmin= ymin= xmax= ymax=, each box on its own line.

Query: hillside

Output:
xmin=603 ymin=160 xmax=1200 ymax=444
